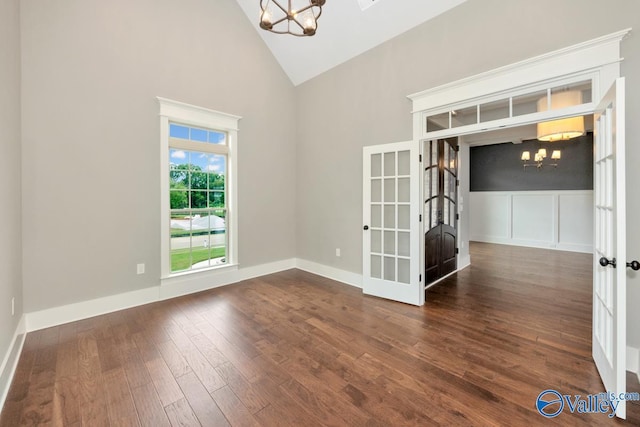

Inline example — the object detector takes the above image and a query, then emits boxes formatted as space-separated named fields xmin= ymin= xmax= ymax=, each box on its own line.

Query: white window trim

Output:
xmin=158 ymin=97 xmax=241 ymax=280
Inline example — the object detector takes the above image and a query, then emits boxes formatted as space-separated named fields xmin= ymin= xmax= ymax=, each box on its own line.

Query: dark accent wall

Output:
xmin=470 ymin=133 xmax=593 ymax=191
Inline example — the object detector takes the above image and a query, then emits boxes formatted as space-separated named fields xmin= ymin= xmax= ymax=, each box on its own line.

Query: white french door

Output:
xmin=593 ymin=77 xmax=626 ymax=419
xmin=362 ymin=141 xmax=423 ymax=305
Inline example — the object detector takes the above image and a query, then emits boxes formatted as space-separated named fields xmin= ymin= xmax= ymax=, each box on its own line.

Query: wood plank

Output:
xmin=130 ymin=383 xmax=171 ymax=427
xmin=175 ymin=371 xmax=230 ymax=426
xmin=144 ymin=357 xmax=184 ymax=408
xmin=211 ymin=385 xmax=260 ymax=427
xmin=18 ymin=327 xmax=59 ymax=426
xmin=77 ymin=331 xmax=109 ymax=426
xmin=52 ymin=331 xmax=80 ymax=426
xmin=102 ymin=368 xmax=140 ymax=426
xmin=164 ymin=398 xmax=200 ymax=427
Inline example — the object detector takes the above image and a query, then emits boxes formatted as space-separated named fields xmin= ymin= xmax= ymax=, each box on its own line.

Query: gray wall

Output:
xmin=20 ymin=0 xmax=297 ymax=312
xmin=470 ymin=135 xmax=594 ymax=192
xmin=295 ymin=0 xmax=640 ymax=350
xmin=0 ymin=0 xmax=23 ymax=373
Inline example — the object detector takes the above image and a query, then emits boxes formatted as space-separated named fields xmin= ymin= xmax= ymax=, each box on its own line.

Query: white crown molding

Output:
xmin=408 ymin=28 xmax=631 ymax=113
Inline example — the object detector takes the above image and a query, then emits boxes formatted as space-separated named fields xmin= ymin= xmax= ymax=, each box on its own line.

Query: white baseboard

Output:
xmin=295 ymin=259 xmax=363 ymax=288
xmin=159 ymin=258 xmax=296 ymax=300
xmin=0 ymin=315 xmax=26 ymax=412
xmin=628 ymin=345 xmax=639 ymax=375
xmin=25 ymin=258 xmax=297 ymax=333
xmin=26 ymin=286 xmax=161 ymax=333
xmin=458 ymin=255 xmax=471 ymax=270
xmin=470 ymin=236 xmax=592 ymax=254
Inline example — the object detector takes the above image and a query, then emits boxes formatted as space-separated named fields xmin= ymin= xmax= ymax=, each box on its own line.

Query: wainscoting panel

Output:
xmin=512 ymin=194 xmax=555 ymax=243
xmin=470 ymin=190 xmax=593 ymax=253
xmin=468 ymin=193 xmax=511 ymax=240
xmin=558 ymin=193 xmax=594 ymax=250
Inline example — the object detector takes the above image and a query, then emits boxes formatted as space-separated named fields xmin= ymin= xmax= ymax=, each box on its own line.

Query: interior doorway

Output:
xmin=423 ymin=137 xmax=459 ymax=286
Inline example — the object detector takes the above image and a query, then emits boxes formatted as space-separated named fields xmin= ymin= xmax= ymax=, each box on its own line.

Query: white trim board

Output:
xmin=0 ymin=316 xmax=26 ymax=412
xmin=407 ymin=29 xmax=630 ymax=113
xmin=295 ymin=259 xmax=363 ymax=289
xmin=25 ymin=258 xmax=296 ymax=333
xmin=628 ymin=346 xmax=640 ymax=376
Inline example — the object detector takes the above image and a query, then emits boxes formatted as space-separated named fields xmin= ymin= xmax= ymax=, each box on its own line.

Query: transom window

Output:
xmin=421 ymin=76 xmax=595 ymax=139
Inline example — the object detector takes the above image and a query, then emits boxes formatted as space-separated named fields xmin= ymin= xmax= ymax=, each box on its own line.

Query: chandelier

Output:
xmin=259 ymin=0 xmax=326 ymax=37
xmin=521 ymin=148 xmax=561 ymax=170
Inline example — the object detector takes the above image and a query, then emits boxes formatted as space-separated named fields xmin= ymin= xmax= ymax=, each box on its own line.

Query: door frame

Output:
xmin=406 ymin=29 xmax=630 ymax=417
xmin=408 ymin=29 xmax=629 ymax=294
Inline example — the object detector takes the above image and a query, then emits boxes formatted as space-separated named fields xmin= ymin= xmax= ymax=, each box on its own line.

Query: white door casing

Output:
xmin=362 ymin=141 xmax=423 ymax=305
xmin=593 ymin=77 xmax=626 ymax=419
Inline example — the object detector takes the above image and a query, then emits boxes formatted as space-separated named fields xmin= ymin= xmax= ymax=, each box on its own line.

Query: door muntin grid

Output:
xmin=370 ymin=150 xmax=411 ymax=284
xmin=424 ymin=140 xmax=458 ymax=229
xmin=594 ymin=105 xmax=615 ymax=364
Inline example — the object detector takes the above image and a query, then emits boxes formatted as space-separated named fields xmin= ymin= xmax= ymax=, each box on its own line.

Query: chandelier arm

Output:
xmin=268 ymin=0 xmax=289 ymax=15
xmin=295 ymin=4 xmax=313 ymax=13
xmin=264 ymin=25 xmax=307 ymax=36
xmin=269 ymin=15 xmax=288 ymax=26
xmin=291 ymin=18 xmax=306 ymax=32
xmin=293 ymin=4 xmax=322 ymax=18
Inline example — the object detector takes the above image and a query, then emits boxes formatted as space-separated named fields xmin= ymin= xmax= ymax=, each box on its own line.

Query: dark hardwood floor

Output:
xmin=1 ymin=242 xmax=638 ymax=426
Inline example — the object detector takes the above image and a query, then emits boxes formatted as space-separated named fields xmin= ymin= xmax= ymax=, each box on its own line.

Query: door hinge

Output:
xmin=419 ymin=214 xmax=422 ymax=222
xmin=455 ymin=248 xmax=459 ymax=254
xmin=419 ymin=274 xmax=422 ymax=282
xmin=456 ymin=213 xmax=459 ymax=221
xmin=419 ymin=154 xmax=422 ymax=162
xmin=456 ymin=179 xmax=460 ymax=187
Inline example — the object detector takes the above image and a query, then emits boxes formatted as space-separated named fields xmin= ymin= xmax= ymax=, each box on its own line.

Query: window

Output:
xmin=158 ymin=98 xmax=240 ymax=277
xmin=423 ymin=77 xmax=594 ymax=137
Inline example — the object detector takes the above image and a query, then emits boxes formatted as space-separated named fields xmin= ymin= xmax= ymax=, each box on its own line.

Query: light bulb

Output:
xmin=261 ymin=9 xmax=272 ymax=25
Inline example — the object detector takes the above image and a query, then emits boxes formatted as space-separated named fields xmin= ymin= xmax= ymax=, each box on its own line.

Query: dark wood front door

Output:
xmin=424 ymin=138 xmax=458 ymax=286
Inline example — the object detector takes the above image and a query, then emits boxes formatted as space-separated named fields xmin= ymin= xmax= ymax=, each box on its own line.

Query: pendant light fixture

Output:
xmin=260 ymin=0 xmax=326 ymax=37
xmin=536 ymin=90 xmax=585 ymax=142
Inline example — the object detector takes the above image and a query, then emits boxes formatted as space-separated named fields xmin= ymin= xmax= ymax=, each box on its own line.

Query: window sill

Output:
xmin=161 ymin=263 xmax=238 ymax=285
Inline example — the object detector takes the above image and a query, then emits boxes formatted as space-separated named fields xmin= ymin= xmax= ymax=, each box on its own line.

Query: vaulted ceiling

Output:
xmin=234 ymin=0 xmax=468 ymax=85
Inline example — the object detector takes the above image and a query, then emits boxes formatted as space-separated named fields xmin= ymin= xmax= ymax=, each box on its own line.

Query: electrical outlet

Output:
xmin=11 ymin=297 xmax=15 ymax=316
xmin=336 ymin=248 xmax=341 ymax=257
xmin=137 ymin=263 xmax=145 ymax=275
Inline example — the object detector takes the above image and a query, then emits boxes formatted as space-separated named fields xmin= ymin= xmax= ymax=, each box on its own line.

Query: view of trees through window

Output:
xmin=169 ymin=124 xmax=227 ymax=272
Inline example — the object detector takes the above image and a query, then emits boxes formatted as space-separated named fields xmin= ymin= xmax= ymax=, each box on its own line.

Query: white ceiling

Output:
xmin=234 ymin=0 xmax=468 ymax=86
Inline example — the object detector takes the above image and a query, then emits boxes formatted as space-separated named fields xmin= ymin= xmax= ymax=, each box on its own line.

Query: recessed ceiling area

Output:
xmin=234 ymin=0 xmax=468 ymax=85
